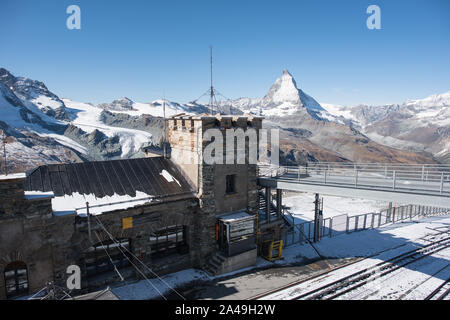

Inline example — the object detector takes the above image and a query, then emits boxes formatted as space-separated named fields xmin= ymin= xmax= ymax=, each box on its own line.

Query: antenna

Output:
xmin=209 ymin=45 xmax=215 ymax=115
xmin=163 ymin=91 xmax=167 ymax=158
xmin=192 ymin=45 xmax=233 ymax=115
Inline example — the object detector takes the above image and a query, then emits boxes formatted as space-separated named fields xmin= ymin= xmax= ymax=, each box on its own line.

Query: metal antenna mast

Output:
xmin=209 ymin=45 xmax=216 ymax=115
xmin=192 ymin=45 xmax=233 ymax=115
xmin=163 ymin=91 xmax=167 ymax=158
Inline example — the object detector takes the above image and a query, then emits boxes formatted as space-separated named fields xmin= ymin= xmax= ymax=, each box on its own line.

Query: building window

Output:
xmin=84 ymin=239 xmax=131 ymax=278
xmin=149 ymin=225 xmax=188 ymax=258
xmin=226 ymin=174 xmax=236 ymax=194
xmin=4 ymin=261 xmax=28 ymax=298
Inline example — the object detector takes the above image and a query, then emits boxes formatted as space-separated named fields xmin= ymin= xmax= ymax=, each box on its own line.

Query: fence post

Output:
xmin=440 ymin=173 xmax=444 ymax=195
xmin=388 ymin=202 xmax=392 ymax=222
xmin=346 ymin=217 xmax=350 ymax=233
xmin=308 ymin=222 xmax=312 ymax=241
xmin=392 ymin=170 xmax=396 ymax=190
xmin=363 ymin=214 xmax=367 ymax=229
xmin=321 ymin=220 xmax=325 ymax=240
xmin=371 ymin=213 xmax=375 ymax=229
xmin=355 ymin=216 xmax=359 ymax=231
xmin=378 ymin=212 xmax=382 ymax=227
xmin=292 ymin=226 xmax=295 ymax=245
xmin=355 ymin=170 xmax=358 ymax=187
xmin=392 ymin=207 xmax=396 ymax=223
xmin=299 ymin=223 xmax=304 ymax=244
xmin=421 ymin=165 xmax=424 ymax=181
xmin=329 ymin=219 xmax=333 ymax=237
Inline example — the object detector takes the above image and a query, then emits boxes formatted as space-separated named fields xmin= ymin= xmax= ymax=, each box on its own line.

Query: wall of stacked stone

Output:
xmin=68 ymin=195 xmax=199 ymax=292
xmin=0 ymin=178 xmax=25 ymax=215
xmin=0 ymin=182 xmax=57 ymax=299
xmin=0 ymin=173 xmax=201 ymax=298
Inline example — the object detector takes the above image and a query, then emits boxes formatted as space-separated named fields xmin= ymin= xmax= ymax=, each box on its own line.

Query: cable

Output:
xmin=93 ymin=215 xmax=186 ymax=300
xmin=94 ymin=215 xmax=185 ymax=300
xmin=93 ymin=223 xmax=168 ymax=300
xmin=93 ymin=230 xmax=125 ymax=282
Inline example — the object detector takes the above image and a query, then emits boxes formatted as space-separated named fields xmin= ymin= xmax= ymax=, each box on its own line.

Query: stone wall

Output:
xmin=0 ymin=174 xmax=200 ymax=299
xmin=0 ymin=177 xmax=57 ymax=299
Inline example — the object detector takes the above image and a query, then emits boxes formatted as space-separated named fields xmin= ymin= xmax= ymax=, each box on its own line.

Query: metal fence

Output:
xmin=283 ymin=204 xmax=449 ymax=247
xmin=258 ymin=162 xmax=450 ymax=195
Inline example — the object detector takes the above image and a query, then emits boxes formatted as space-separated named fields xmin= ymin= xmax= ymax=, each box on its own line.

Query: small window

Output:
xmin=149 ymin=225 xmax=188 ymax=258
xmin=226 ymin=174 xmax=236 ymax=194
xmin=84 ymin=239 xmax=131 ymax=278
xmin=4 ymin=261 xmax=28 ymax=298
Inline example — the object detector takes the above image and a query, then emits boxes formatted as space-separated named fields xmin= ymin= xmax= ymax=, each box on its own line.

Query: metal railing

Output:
xmin=283 ymin=204 xmax=449 ymax=247
xmin=258 ymin=162 xmax=450 ymax=195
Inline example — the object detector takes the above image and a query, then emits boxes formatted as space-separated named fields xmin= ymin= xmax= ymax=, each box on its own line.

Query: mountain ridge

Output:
xmin=0 ymin=67 xmax=445 ymax=173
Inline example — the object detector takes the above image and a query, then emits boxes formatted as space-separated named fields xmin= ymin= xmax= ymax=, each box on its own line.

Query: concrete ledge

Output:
xmin=217 ymin=248 xmax=257 ymax=275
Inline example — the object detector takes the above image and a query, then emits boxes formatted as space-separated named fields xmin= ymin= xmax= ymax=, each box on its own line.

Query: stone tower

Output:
xmin=167 ymin=114 xmax=263 ymax=266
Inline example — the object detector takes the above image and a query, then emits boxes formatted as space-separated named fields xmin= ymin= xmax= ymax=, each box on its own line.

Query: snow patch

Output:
xmin=51 ymin=191 xmax=154 ymax=216
xmin=160 ymin=169 xmax=181 ymax=186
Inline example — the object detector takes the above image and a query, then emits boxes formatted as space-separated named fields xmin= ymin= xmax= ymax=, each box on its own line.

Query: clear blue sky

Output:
xmin=1 ymin=0 xmax=449 ymax=106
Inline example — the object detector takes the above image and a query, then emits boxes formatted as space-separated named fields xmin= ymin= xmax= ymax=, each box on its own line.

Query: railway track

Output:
xmin=424 ymin=278 xmax=450 ymax=300
xmin=252 ymin=228 xmax=450 ymax=300
xmin=291 ymin=236 xmax=450 ymax=300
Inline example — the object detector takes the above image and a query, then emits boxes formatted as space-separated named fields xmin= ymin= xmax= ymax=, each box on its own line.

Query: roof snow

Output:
xmin=0 ymin=172 xmax=27 ymax=180
xmin=51 ymin=191 xmax=154 ymax=216
xmin=160 ymin=169 xmax=181 ymax=186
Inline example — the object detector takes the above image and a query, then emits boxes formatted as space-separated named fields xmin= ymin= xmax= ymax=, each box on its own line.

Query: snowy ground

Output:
xmin=263 ymin=214 xmax=450 ymax=300
xmin=283 ymin=192 xmax=389 ymax=222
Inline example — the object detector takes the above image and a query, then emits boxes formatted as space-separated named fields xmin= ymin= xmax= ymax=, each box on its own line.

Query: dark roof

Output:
xmin=25 ymin=157 xmax=193 ymax=198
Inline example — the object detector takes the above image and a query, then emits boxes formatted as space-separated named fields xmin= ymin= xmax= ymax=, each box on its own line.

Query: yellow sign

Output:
xmin=122 ymin=217 xmax=133 ymax=230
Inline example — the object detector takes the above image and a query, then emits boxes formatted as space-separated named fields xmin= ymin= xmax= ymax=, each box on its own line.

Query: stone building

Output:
xmin=0 ymin=114 xmax=285 ymax=300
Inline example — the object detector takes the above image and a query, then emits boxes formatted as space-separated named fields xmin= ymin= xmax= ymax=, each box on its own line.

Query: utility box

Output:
xmin=217 ymin=211 xmax=256 ymax=257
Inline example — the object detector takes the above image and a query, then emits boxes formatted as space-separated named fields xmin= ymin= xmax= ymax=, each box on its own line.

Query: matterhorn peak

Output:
xmin=282 ymin=68 xmax=292 ymax=76
xmin=263 ymin=69 xmax=301 ymax=106
xmin=258 ymin=70 xmax=325 ymax=117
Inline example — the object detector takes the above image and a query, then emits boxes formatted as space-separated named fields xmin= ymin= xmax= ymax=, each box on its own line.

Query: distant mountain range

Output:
xmin=0 ymin=67 xmax=448 ymax=173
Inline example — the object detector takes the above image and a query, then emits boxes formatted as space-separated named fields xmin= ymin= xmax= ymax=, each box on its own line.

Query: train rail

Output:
xmin=291 ymin=236 xmax=450 ymax=300
xmin=253 ymin=226 xmax=450 ymax=300
xmin=424 ymin=278 xmax=450 ymax=300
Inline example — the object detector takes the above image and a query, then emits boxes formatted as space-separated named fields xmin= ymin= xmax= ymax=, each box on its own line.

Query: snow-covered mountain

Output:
xmin=0 ymin=68 xmax=69 ymax=121
xmin=217 ymin=70 xmax=438 ymax=164
xmin=220 ymin=69 xmax=328 ymax=119
xmin=0 ymin=69 xmax=168 ymax=172
xmin=318 ymin=91 xmax=450 ymax=162
xmin=0 ymin=67 xmax=445 ymax=173
xmin=0 ymin=68 xmax=239 ymax=173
